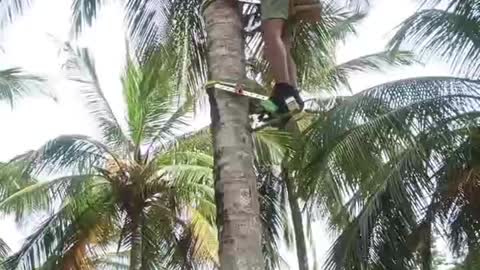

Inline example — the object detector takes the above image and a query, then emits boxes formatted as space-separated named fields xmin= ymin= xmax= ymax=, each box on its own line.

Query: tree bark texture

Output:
xmin=129 ymin=219 xmax=143 ymax=270
xmin=203 ymin=1 xmax=264 ymax=269
xmin=284 ymin=120 xmax=309 ymax=270
xmin=285 ymin=172 xmax=309 ymax=270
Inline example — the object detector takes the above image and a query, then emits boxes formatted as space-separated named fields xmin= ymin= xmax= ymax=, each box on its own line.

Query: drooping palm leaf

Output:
xmin=70 ymin=0 xmax=106 ymax=38
xmin=388 ymin=4 xmax=480 ymax=78
xmin=253 ymin=129 xmax=292 ymax=166
xmin=90 ymin=250 xmax=130 ymax=270
xmin=0 ymin=239 xmax=10 ymax=260
xmin=330 ymin=50 xmax=418 ymax=92
xmin=0 ymin=68 xmax=49 ymax=108
xmin=300 ymin=77 xmax=480 ymax=269
xmin=14 ymin=135 xmax=114 ymax=176
xmin=3 ymin=182 xmax=116 ymax=270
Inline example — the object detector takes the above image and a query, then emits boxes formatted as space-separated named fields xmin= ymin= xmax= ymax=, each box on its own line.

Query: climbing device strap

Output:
xmin=206 ymin=80 xmax=279 ymax=113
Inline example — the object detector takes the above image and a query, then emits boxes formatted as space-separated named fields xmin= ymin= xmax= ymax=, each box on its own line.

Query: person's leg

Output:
xmin=262 ymin=19 xmax=290 ymax=85
xmin=282 ymin=29 xmax=297 ymax=88
xmin=261 ymin=0 xmax=303 ymax=114
xmin=281 ymin=26 xmax=304 ymax=110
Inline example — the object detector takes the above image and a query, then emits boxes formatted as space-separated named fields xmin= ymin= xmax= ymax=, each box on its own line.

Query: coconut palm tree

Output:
xmin=295 ymin=76 xmax=480 ymax=269
xmin=0 ymin=2 xmax=372 ymax=267
xmin=0 ymin=44 xmax=218 ymax=270
xmin=289 ymin=1 xmax=480 ymax=269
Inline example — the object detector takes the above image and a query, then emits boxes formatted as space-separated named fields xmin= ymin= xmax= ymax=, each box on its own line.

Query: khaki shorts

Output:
xmin=261 ymin=0 xmax=290 ymax=21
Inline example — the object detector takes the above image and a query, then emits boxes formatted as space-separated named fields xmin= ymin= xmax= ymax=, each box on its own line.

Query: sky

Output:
xmin=0 ymin=0 xmax=455 ymax=269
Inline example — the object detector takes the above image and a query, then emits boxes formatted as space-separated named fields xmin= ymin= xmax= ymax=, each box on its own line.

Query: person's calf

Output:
xmin=262 ymin=19 xmax=291 ymax=84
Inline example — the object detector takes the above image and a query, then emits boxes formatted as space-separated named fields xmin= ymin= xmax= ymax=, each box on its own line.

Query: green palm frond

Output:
xmin=62 ymin=43 xmax=132 ymax=151
xmin=122 ymin=47 xmax=191 ymax=154
xmin=322 ymin=143 xmax=433 ymax=269
xmin=331 ymin=50 xmax=418 ymax=91
xmin=13 ymin=135 xmax=114 ymax=176
xmin=253 ymin=129 xmax=292 ymax=165
xmin=0 ymin=161 xmax=37 ymax=201
xmin=158 ymin=151 xmax=213 ymax=168
xmin=300 ymin=76 xmax=480 ymax=269
xmin=165 ymin=126 xmax=212 ymax=154
xmin=0 ymin=174 xmax=96 ymax=223
xmin=156 ymin=164 xmax=214 ymax=204
xmin=151 ymin=150 xmax=215 ymax=224
xmin=304 ymin=77 xmax=480 ymax=183
xmin=3 ymin=185 xmax=115 ymax=270
xmin=90 ymin=251 xmax=130 ymax=270
xmin=321 ymin=125 xmax=473 ymax=269
xmin=0 ymin=68 xmax=50 ymax=108
xmin=139 ymin=195 xmax=217 ymax=270
xmin=179 ymin=207 xmax=219 ymax=268
xmin=125 ymin=0 xmax=208 ymax=102
xmin=388 ymin=6 xmax=480 ymax=78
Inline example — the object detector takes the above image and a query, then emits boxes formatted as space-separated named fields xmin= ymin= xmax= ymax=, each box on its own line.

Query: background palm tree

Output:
xmin=295 ymin=76 xmax=480 ymax=269
xmin=289 ymin=1 xmax=480 ymax=268
xmin=0 ymin=44 xmax=218 ymax=270
xmin=6 ymin=3 xmax=476 ymax=268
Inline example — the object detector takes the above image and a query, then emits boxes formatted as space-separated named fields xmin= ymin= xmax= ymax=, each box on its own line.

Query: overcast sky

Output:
xmin=0 ymin=0 xmax=453 ymax=269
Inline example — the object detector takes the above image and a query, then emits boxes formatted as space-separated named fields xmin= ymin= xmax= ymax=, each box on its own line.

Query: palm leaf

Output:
xmin=0 ymin=161 xmax=37 ymax=202
xmin=253 ymin=129 xmax=292 ymax=166
xmin=164 ymin=126 xmax=212 ymax=154
xmin=0 ymin=239 xmax=10 ymax=260
xmin=62 ymin=43 xmax=133 ymax=151
xmin=331 ymin=50 xmax=418 ymax=91
xmin=304 ymin=77 xmax=480 ymax=183
xmin=13 ymin=135 xmax=114 ymax=176
xmin=0 ymin=68 xmax=50 ymax=108
xmin=388 ymin=7 xmax=480 ymax=78
xmin=0 ymin=0 xmax=32 ymax=28
xmin=3 ymin=184 xmax=115 ymax=270
xmin=301 ymin=77 xmax=480 ymax=269
xmin=122 ymin=47 xmax=190 ymax=155
xmin=70 ymin=0 xmax=106 ymax=38
xmin=0 ymin=174 xmax=96 ymax=223
xmin=90 ymin=250 xmax=130 ymax=270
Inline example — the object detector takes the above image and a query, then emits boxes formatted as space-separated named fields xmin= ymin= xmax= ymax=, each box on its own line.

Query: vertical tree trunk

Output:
xmin=284 ymin=170 xmax=309 ymax=270
xmin=203 ymin=1 xmax=264 ymax=269
xmin=129 ymin=219 xmax=143 ymax=270
xmin=283 ymin=120 xmax=309 ymax=270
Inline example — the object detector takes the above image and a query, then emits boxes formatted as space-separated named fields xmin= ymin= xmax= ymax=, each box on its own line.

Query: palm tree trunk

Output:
xmin=129 ymin=219 xmax=142 ymax=270
xmin=284 ymin=169 xmax=309 ymax=270
xmin=203 ymin=1 xmax=264 ymax=269
xmin=283 ymin=120 xmax=309 ymax=270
